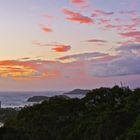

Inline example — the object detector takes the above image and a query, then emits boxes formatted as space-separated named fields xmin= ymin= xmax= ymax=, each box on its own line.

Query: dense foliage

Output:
xmin=1 ymin=86 xmax=140 ymax=140
xmin=0 ymin=108 xmax=18 ymax=122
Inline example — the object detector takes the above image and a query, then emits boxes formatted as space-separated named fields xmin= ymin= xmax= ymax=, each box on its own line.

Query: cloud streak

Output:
xmin=116 ymin=44 xmax=140 ymax=53
xmin=69 ymin=0 xmax=88 ymax=5
xmin=86 ymin=39 xmax=107 ymax=43
xmin=92 ymin=9 xmax=114 ymax=17
xmin=58 ymin=52 xmax=107 ymax=61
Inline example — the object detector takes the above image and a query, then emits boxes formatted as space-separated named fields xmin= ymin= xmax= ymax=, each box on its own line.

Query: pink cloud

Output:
xmin=119 ymin=31 xmax=140 ymax=43
xmin=62 ymin=8 xmax=93 ymax=24
xmin=135 ymin=37 xmax=140 ymax=42
xmin=52 ymin=45 xmax=71 ymax=52
xmin=120 ymin=31 xmax=140 ymax=38
xmin=104 ymin=24 xmax=116 ymax=29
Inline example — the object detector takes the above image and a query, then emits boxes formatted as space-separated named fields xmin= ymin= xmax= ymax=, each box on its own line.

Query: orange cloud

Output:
xmin=0 ymin=64 xmax=36 ymax=78
xmin=62 ymin=8 xmax=93 ymax=24
xmin=52 ymin=45 xmax=71 ymax=52
xmin=0 ymin=60 xmax=61 ymax=79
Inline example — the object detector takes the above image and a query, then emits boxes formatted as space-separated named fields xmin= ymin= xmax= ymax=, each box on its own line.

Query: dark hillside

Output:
xmin=0 ymin=86 xmax=140 ymax=140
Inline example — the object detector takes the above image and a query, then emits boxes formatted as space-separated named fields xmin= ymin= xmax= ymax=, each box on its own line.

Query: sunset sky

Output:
xmin=0 ymin=0 xmax=140 ymax=91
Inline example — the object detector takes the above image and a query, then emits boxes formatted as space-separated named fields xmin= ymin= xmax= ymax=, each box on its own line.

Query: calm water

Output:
xmin=0 ymin=91 xmax=84 ymax=108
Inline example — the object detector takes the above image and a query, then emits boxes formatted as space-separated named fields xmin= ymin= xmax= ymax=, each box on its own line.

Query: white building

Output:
xmin=0 ymin=122 xmax=4 ymax=128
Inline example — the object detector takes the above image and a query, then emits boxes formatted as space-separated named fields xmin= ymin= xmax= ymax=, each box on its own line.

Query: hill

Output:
xmin=27 ymin=96 xmax=49 ymax=102
xmin=64 ymin=89 xmax=90 ymax=95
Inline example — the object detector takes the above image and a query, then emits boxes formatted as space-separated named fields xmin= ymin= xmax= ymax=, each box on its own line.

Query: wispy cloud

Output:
xmin=42 ymin=14 xmax=54 ymax=20
xmin=32 ymin=40 xmax=49 ymax=47
xmin=119 ymin=10 xmax=137 ymax=16
xmin=131 ymin=18 xmax=140 ymax=25
xmin=98 ymin=19 xmax=111 ymax=25
xmin=40 ymin=24 xmax=53 ymax=33
xmin=62 ymin=8 xmax=93 ymax=24
xmin=58 ymin=52 xmax=107 ymax=61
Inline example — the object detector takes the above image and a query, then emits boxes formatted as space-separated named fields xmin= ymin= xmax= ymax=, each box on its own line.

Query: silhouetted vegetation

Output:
xmin=0 ymin=108 xmax=18 ymax=122
xmin=1 ymin=86 xmax=140 ymax=140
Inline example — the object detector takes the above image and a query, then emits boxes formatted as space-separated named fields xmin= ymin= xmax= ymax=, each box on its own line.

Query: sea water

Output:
xmin=0 ymin=91 xmax=84 ymax=108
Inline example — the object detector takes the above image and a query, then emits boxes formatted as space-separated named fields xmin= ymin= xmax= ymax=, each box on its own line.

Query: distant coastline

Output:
xmin=0 ymin=89 xmax=86 ymax=108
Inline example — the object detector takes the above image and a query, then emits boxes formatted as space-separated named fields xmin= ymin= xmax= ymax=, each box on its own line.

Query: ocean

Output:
xmin=0 ymin=91 xmax=84 ymax=108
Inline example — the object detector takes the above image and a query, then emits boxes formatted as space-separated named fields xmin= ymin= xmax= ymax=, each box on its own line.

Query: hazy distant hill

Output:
xmin=64 ymin=89 xmax=90 ymax=95
xmin=27 ymin=96 xmax=49 ymax=102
